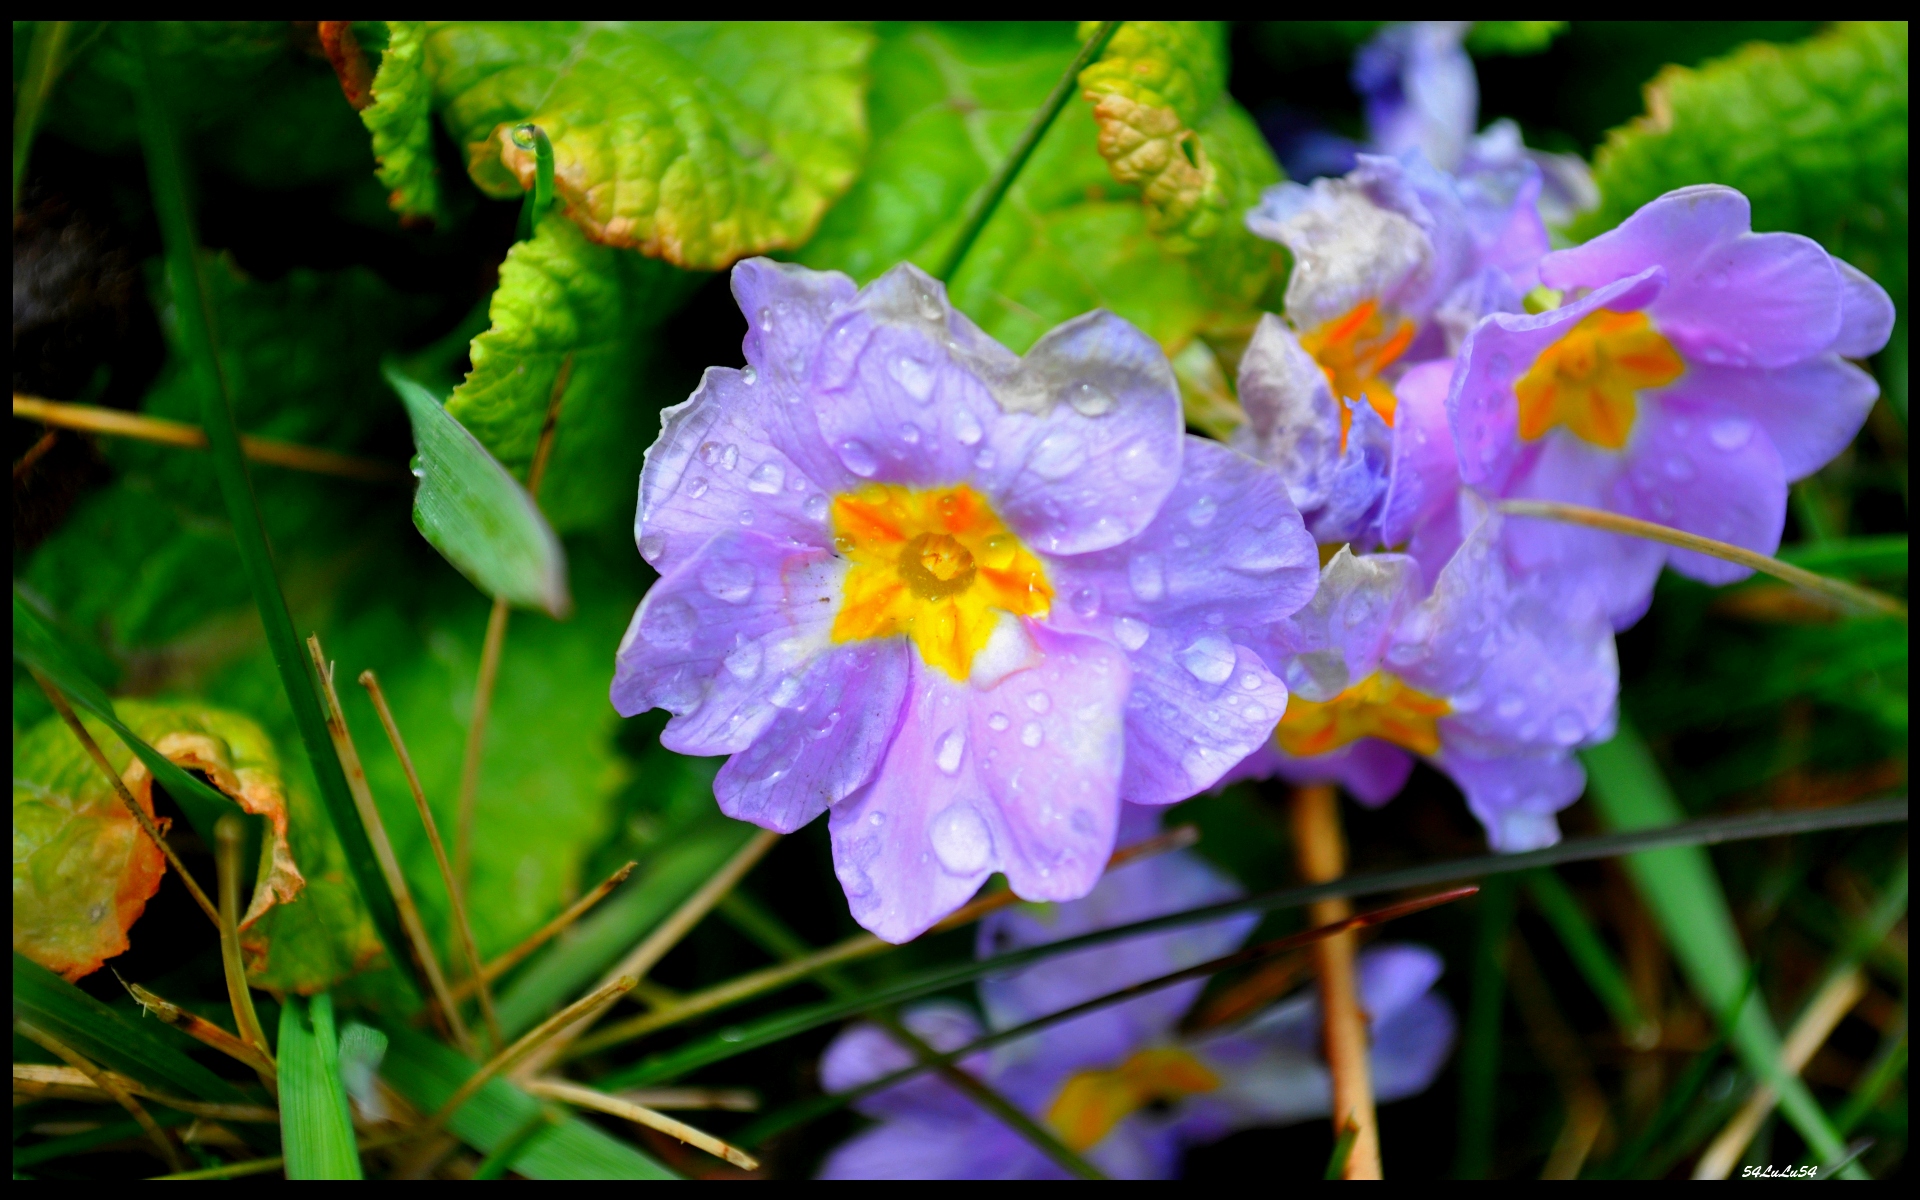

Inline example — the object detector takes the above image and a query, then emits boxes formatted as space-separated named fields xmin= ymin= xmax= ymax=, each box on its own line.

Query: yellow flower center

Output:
xmin=1045 ymin=1047 xmax=1220 ymax=1153
xmin=1275 ymin=671 xmax=1452 ymax=758
xmin=829 ymin=484 xmax=1052 ymax=680
xmin=1514 ymin=309 xmax=1684 ymax=449
xmin=1298 ymin=299 xmax=1415 ymax=448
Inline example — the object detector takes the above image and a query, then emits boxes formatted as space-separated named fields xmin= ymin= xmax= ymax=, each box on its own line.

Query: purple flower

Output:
xmin=1353 ymin=21 xmax=1478 ymax=175
xmin=613 ymin=261 xmax=1317 ymax=942
xmin=1449 ymin=186 xmax=1895 ymax=627
xmin=1243 ymin=496 xmax=1618 ymax=850
xmin=817 ymin=809 xmax=1455 ymax=1178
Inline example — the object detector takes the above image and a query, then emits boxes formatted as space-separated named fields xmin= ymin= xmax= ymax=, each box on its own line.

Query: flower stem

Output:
xmin=934 ymin=21 xmax=1122 ymax=283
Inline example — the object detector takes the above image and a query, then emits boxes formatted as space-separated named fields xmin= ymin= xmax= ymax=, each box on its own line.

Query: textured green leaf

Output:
xmin=800 ymin=22 xmax=1274 ymax=357
xmin=278 ymin=993 xmax=363 ymax=1179
xmin=1573 ymin=21 xmax=1909 ymax=305
xmin=1464 ymin=20 xmax=1567 ymax=57
xmin=360 ymin=20 xmax=442 ymax=222
xmin=443 ymin=211 xmax=700 ymax=534
xmin=381 ymin=1026 xmax=677 ymax=1179
xmin=390 ymin=367 xmax=570 ymax=618
xmin=417 ymin=20 xmax=874 ymax=269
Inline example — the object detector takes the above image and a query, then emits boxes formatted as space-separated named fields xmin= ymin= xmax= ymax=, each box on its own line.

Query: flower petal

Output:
xmin=1227 ymin=740 xmax=1416 ymax=808
xmin=816 ymin=1116 xmax=1047 ymax=1180
xmin=819 ymin=1001 xmax=988 ymax=1120
xmin=1626 ymin=398 xmax=1787 ymax=585
xmin=1831 ymin=259 xmax=1897 ymax=360
xmin=1378 ymin=358 xmax=1460 ymax=547
xmin=1115 ymin=637 xmax=1291 ymax=807
xmin=715 ymin=640 xmax=908 ymax=833
xmin=1232 ymin=314 xmax=1345 ymax=514
xmin=1247 ymin=172 xmax=1434 ymax=331
xmin=1269 ymin=547 xmax=1423 ymax=702
xmin=1657 ymin=358 xmax=1877 ymax=483
xmin=1434 ymin=747 xmax=1585 ymax=851
xmin=1500 ymin=431 xmax=1666 ymax=628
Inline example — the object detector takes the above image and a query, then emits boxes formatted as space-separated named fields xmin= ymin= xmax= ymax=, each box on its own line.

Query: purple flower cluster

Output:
xmin=815 ymin=809 xmax=1454 ymax=1179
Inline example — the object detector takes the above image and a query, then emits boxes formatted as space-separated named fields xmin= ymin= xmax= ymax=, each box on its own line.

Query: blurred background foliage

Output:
xmin=12 ymin=20 xmax=1907 ymax=1179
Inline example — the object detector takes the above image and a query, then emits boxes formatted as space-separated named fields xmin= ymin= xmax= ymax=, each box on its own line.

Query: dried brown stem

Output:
xmin=29 ymin=667 xmax=222 ymax=927
xmin=1507 ymin=935 xmax=1609 ymax=1179
xmin=307 ymin=634 xmax=472 ymax=1054
xmin=447 ymin=861 xmax=637 ymax=1004
xmin=214 ymin=814 xmax=276 ymax=1084
xmin=613 ymin=1087 xmax=758 ymax=1112
xmin=14 ymin=393 xmax=407 ymax=482
xmin=13 ymin=1063 xmax=278 ymax=1122
xmin=1291 ymin=783 xmax=1381 ymax=1179
xmin=147 ymin=1131 xmax=414 ymax=1181
xmin=126 ymin=981 xmax=274 ymax=1080
xmin=525 ymin=1078 xmax=759 ymax=1170
xmin=359 ymin=668 xmax=502 ymax=1050
xmin=16 ymin=1021 xmax=185 ymax=1172
xmin=14 ymin=427 xmax=57 ymax=479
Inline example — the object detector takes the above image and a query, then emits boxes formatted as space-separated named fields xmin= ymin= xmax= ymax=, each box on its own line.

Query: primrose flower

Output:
xmin=613 ymin=260 xmax=1316 ymax=942
xmin=816 ymin=809 xmax=1455 ymax=1179
xmin=1242 ymin=496 xmax=1618 ymax=850
xmin=1449 ymin=185 xmax=1896 ymax=627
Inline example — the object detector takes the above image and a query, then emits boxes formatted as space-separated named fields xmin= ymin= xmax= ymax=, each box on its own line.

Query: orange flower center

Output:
xmin=1298 ymin=299 xmax=1416 ymax=448
xmin=829 ymin=484 xmax=1052 ymax=680
xmin=1275 ymin=671 xmax=1452 ymax=758
xmin=1514 ymin=309 xmax=1683 ymax=450
xmin=1045 ymin=1047 xmax=1220 ymax=1153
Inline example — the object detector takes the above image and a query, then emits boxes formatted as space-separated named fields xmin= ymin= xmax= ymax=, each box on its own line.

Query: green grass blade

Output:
xmin=278 ymin=994 xmax=363 ymax=1179
xmin=385 ymin=366 xmax=570 ymax=618
xmin=1776 ymin=534 xmax=1908 ymax=580
xmin=494 ymin=818 xmax=754 ymax=1038
xmin=12 ymin=951 xmax=246 ymax=1103
xmin=12 ymin=1109 xmax=193 ymax=1170
xmin=1525 ymin=868 xmax=1656 ymax=1045
xmin=1582 ymin=723 xmax=1862 ymax=1176
xmin=381 ymin=1027 xmax=676 ymax=1179
xmin=1453 ymin=875 xmax=1515 ymax=1179
xmin=471 ymin=1106 xmax=564 ymax=1180
xmin=1834 ymin=1029 xmax=1907 ymax=1137
xmin=128 ymin=24 xmax=411 ymax=973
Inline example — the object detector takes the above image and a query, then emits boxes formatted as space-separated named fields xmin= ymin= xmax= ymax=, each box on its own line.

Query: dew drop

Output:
xmin=1239 ymin=672 xmax=1263 ymax=690
xmin=929 ymin=804 xmax=992 ymax=875
xmin=1025 ymin=690 xmax=1051 ymax=714
xmin=987 ymin=711 xmax=1011 ymax=732
xmin=686 ymin=476 xmax=710 ymax=499
xmin=638 ymin=534 xmax=665 ymax=562
xmin=899 ymin=422 xmax=922 ymax=445
xmin=1068 ymin=382 xmax=1116 ymax=417
xmin=1496 ymin=692 xmax=1526 ymax=719
xmin=1029 ymin=432 xmax=1087 ymax=480
xmin=1113 ymin=616 xmax=1150 ymax=651
xmin=742 ymin=366 xmax=759 ymax=385
xmin=701 ymin=559 xmax=755 ymax=604
xmin=1186 ymin=495 xmax=1218 ymax=528
xmin=953 ymin=408 xmax=984 ymax=446
xmin=1179 ymin=634 xmax=1236 ymax=685
xmin=1243 ymin=702 xmax=1268 ymax=723
xmin=747 ymin=462 xmax=785 ymax=494
xmin=723 ymin=639 xmax=763 ymax=681
xmin=1019 ymin=721 xmax=1044 ymax=748
xmin=770 ymin=676 xmax=805 ymax=708
xmin=1551 ymin=712 xmax=1585 ymax=745
xmin=839 ymin=439 xmax=880 ymax=477
xmin=1181 ymin=746 xmax=1223 ymax=785
xmin=935 ymin=728 xmax=966 ymax=775
xmin=640 ymin=597 xmax=696 ymax=648
xmin=1070 ymin=586 xmax=1100 ymax=618
xmin=738 ymin=509 xmax=755 ymax=526
xmin=867 ymin=811 xmax=885 ymax=827
xmin=1128 ymin=553 xmax=1165 ymax=602
xmin=1707 ymin=416 xmax=1752 ymax=451
xmin=1663 ymin=455 xmax=1695 ymax=482
xmin=804 ymin=493 xmax=829 ymax=521
xmin=973 ymin=447 xmax=997 ymax=470
xmin=890 ymin=356 xmax=936 ymax=402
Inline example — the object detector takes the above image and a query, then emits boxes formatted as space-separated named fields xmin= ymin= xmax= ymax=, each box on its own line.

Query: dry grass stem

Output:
xmin=1693 ymin=968 xmax=1869 ymax=1179
xmin=126 ymin=982 xmax=275 ymax=1080
xmin=1496 ymin=499 xmax=1907 ymax=620
xmin=16 ymin=1021 xmax=185 ymax=1172
xmin=14 ymin=427 xmax=58 ymax=478
xmin=14 ymin=393 xmax=408 ymax=482
xmin=359 ymin=668 xmax=502 ymax=1049
xmin=147 ymin=1131 xmax=414 ymax=1180
xmin=448 ymin=861 xmax=638 ymax=1003
xmin=1507 ymin=937 xmax=1610 ymax=1179
xmin=1292 ymin=783 xmax=1381 ymax=1179
xmin=13 ymin=1064 xmax=278 ymax=1122
xmin=214 ymin=814 xmax=276 ymax=1080
xmin=29 ymin=667 xmax=221 ymax=927
xmin=307 ymin=634 xmax=472 ymax=1054
xmin=615 ymin=1087 xmax=758 ymax=1112
xmin=526 ymin=1078 xmax=759 ymax=1170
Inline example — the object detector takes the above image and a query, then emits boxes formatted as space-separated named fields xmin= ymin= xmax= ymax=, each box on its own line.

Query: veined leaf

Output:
xmin=1581 ymin=723 xmax=1861 ymax=1174
xmin=360 ymin=20 xmax=441 ymax=222
xmin=12 ymin=951 xmax=247 ymax=1103
xmin=444 ymin=211 xmax=700 ymax=534
xmin=278 ymin=993 xmax=363 ymax=1180
xmin=388 ymin=366 xmax=570 ymax=618
xmin=417 ymin=21 xmax=874 ymax=269
xmin=1573 ymin=21 xmax=1908 ymax=305
xmin=381 ymin=1026 xmax=676 ymax=1179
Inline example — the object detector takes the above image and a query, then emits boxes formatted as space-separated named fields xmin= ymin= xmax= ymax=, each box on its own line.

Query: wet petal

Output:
xmin=1232 ymin=315 xmax=1345 ymax=513
xmin=1831 ymin=260 xmax=1897 ymax=359
xmin=1227 ymin=740 xmax=1416 ymax=808
xmin=1626 ymin=399 xmax=1787 ymax=585
xmin=1500 ymin=432 xmax=1666 ymax=628
xmin=1657 ymin=358 xmax=1877 ymax=483
xmin=1435 ymin=747 xmax=1585 ymax=851
xmin=817 ymin=1115 xmax=1052 ymax=1180
xmin=1378 ymin=358 xmax=1461 ymax=547
xmin=1269 ymin=547 xmax=1423 ymax=702
xmin=1247 ymin=172 xmax=1434 ymax=331
xmin=819 ymin=1001 xmax=988 ymax=1120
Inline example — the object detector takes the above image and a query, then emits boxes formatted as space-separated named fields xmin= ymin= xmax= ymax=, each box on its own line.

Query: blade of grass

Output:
xmin=1582 ymin=722 xmax=1864 ymax=1177
xmin=1833 ymin=1026 xmax=1906 ymax=1137
xmin=13 ymin=393 xmax=409 ymax=481
xmin=1507 ymin=935 xmax=1609 ymax=1179
xmin=596 ymin=800 xmax=1909 ymax=1089
xmin=15 ymin=1019 xmax=185 ymax=1172
xmin=129 ymin=26 xmax=411 ymax=973
xmin=1453 ymin=875 xmax=1515 ymax=1179
xmin=934 ymin=20 xmax=1123 ymax=282
xmin=1496 ymin=499 xmax=1907 ymax=619
xmin=278 ymin=994 xmax=362 ymax=1179
xmin=733 ymin=887 xmax=1477 ymax=1146
xmin=12 ymin=1063 xmax=279 ymax=1122
xmin=215 ymin=814 xmax=276 ymax=1082
xmin=10 ymin=1109 xmax=192 ymax=1170
xmin=449 ymin=860 xmax=637 ymax=1005
xmin=1325 ymin=1123 xmax=1360 ymax=1179
xmin=1525 ymin=867 xmax=1658 ymax=1048
xmin=13 ymin=952 xmax=246 ymax=1103
xmin=13 ymin=21 xmax=73 ymax=213
xmin=525 ymin=1079 xmax=759 ymax=1171
xmin=471 ymin=1105 xmax=565 ymax=1179
xmin=359 ymin=668 xmax=501 ymax=1049
xmin=308 ymin=635 xmax=471 ymax=1053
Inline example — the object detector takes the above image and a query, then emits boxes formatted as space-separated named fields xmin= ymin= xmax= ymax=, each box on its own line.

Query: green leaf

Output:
xmin=1464 ymin=21 xmax=1567 ymax=57
xmin=1581 ymin=723 xmax=1862 ymax=1174
xmin=12 ymin=951 xmax=247 ymax=1102
xmin=443 ymin=211 xmax=701 ymax=534
xmin=380 ymin=1026 xmax=676 ymax=1179
xmin=417 ymin=21 xmax=874 ymax=269
xmin=800 ymin=22 xmax=1277 ymax=356
xmin=389 ymin=366 xmax=571 ymax=617
xmin=1573 ymin=21 xmax=1909 ymax=306
xmin=278 ymin=993 xmax=363 ymax=1180
xmin=360 ymin=20 xmax=442 ymax=222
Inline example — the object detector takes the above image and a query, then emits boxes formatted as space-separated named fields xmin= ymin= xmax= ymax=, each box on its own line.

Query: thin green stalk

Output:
xmin=471 ymin=1106 xmax=564 ymax=1179
xmin=130 ymin=25 xmax=411 ymax=971
xmin=1325 ymin=1124 xmax=1360 ymax=1180
xmin=14 ymin=21 xmax=74 ymax=213
xmin=1453 ymin=876 xmax=1515 ymax=1180
xmin=512 ymin=123 xmax=555 ymax=241
xmin=1833 ymin=1026 xmax=1905 ymax=1137
xmin=1525 ymin=868 xmax=1657 ymax=1047
xmin=933 ymin=20 xmax=1123 ymax=283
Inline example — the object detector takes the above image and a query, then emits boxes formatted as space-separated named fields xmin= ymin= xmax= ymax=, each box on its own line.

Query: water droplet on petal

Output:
xmin=839 ymin=439 xmax=879 ymax=477
xmin=1708 ymin=416 xmax=1752 ymax=451
xmin=1113 ymin=616 xmax=1150 ymax=651
xmin=803 ymin=493 xmax=829 ymax=521
xmin=1181 ymin=745 xmax=1223 ymax=785
xmin=1496 ymin=693 xmax=1526 ymax=719
xmin=1028 ymin=432 xmax=1086 ymax=480
xmin=987 ymin=711 xmax=1011 ymax=732
xmin=1019 ymin=721 xmax=1044 ymax=748
xmin=640 ymin=597 xmax=696 ymax=647
xmin=1069 ymin=382 xmax=1115 ymax=416
xmin=868 ymin=810 xmax=885 ymax=827
xmin=973 ymin=447 xmax=996 ymax=470
xmin=890 ymin=356 xmax=936 ymax=402
xmin=1186 ymin=495 xmax=1218 ymax=528
xmin=701 ymin=559 xmax=755 ymax=604
xmin=638 ymin=534 xmax=665 ymax=562
xmin=1552 ymin=712 xmax=1584 ymax=745
xmin=1663 ymin=455 xmax=1695 ymax=481
xmin=686 ymin=476 xmax=709 ymax=499
xmin=935 ymin=728 xmax=966 ymax=775
xmin=723 ymin=639 xmax=762 ymax=681
xmin=770 ymin=676 xmax=805 ymax=708
xmin=741 ymin=366 xmax=758 ymax=385
xmin=953 ymin=408 xmax=984 ymax=446
xmin=1242 ymin=702 xmax=1268 ymax=722
xmin=929 ymin=804 xmax=992 ymax=875
xmin=1025 ymin=690 xmax=1051 ymax=714
xmin=1128 ymin=554 xmax=1165 ymax=602
xmin=747 ymin=462 xmax=785 ymax=493
xmin=1179 ymin=635 xmax=1236 ymax=685
xmin=1070 ymin=586 xmax=1100 ymax=618
xmin=899 ymin=422 xmax=922 ymax=445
